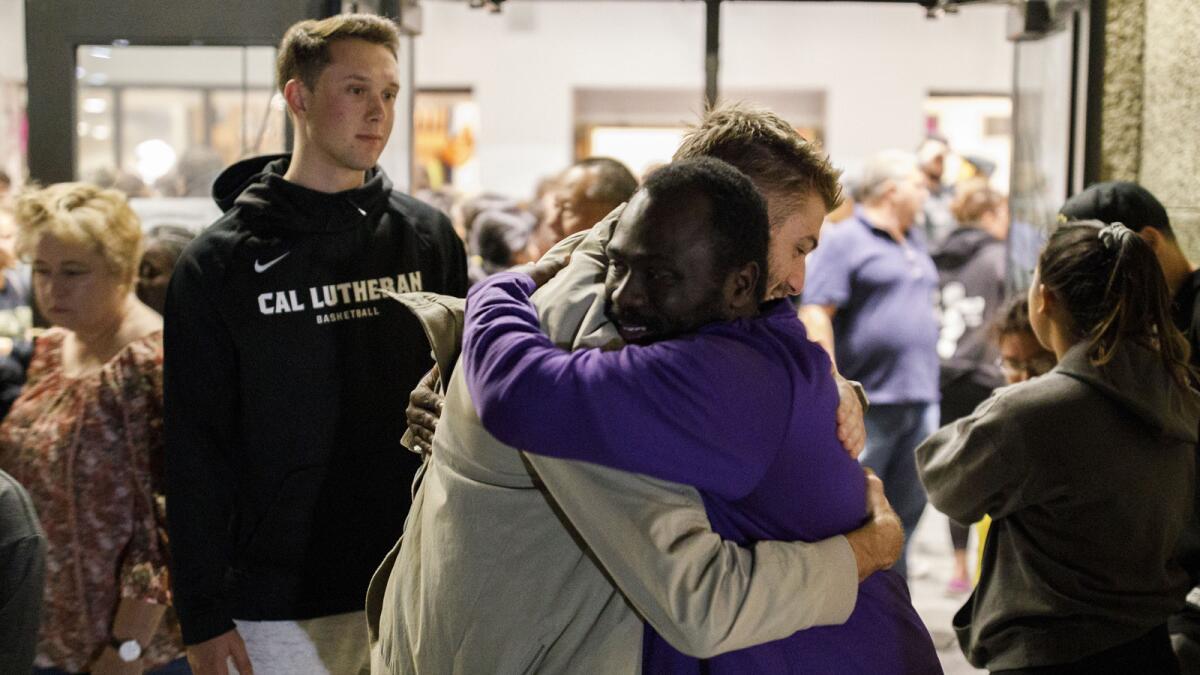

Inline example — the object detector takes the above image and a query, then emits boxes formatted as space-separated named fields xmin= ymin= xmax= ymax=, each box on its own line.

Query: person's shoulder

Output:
xmin=184 ymin=213 xmax=246 ymax=260
xmin=385 ymin=191 xmax=461 ymax=256
xmin=387 ymin=191 xmax=452 ymax=231
xmin=812 ymin=217 xmax=869 ymax=260
xmin=173 ymin=211 xmax=257 ymax=291
xmin=823 ymin=216 xmax=866 ymax=241
xmin=693 ymin=309 xmax=804 ymax=366
xmin=102 ymin=318 xmax=162 ymax=384
xmin=990 ymin=372 xmax=1087 ymax=419
xmin=0 ymin=469 xmax=41 ymax=545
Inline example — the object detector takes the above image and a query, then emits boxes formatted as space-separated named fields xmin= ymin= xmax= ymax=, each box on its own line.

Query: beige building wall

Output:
xmin=1141 ymin=0 xmax=1200 ymax=259
xmin=1105 ymin=0 xmax=1200 ymax=259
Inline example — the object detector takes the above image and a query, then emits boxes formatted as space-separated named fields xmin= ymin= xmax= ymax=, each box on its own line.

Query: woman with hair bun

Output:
xmin=918 ymin=221 xmax=1200 ymax=674
xmin=0 ymin=183 xmax=187 ymax=674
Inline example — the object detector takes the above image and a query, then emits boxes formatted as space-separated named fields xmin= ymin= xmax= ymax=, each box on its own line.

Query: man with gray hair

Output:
xmin=800 ymin=149 xmax=939 ymax=579
xmin=542 ymin=156 xmax=638 ymax=243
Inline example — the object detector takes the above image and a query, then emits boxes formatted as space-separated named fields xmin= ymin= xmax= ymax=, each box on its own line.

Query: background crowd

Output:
xmin=0 ymin=11 xmax=1196 ymax=675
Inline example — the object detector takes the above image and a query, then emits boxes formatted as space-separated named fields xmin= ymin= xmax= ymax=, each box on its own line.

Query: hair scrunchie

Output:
xmin=1098 ymin=221 xmax=1133 ymax=251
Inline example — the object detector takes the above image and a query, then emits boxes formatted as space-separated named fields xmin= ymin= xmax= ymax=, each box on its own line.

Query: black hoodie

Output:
xmin=164 ymin=155 xmax=467 ymax=645
xmin=932 ymin=226 xmax=1007 ymax=423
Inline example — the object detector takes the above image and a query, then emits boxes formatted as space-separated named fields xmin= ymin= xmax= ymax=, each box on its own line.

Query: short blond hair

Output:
xmin=277 ymin=14 xmax=400 ymax=93
xmin=15 ymin=182 xmax=143 ymax=284
xmin=674 ymin=103 xmax=843 ymax=221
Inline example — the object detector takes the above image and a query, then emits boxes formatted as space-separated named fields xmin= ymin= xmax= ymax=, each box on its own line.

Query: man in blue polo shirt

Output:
xmin=800 ymin=149 xmax=940 ymax=579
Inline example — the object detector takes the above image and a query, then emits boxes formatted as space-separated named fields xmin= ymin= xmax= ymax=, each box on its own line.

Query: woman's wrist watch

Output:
xmin=109 ymin=636 xmax=143 ymax=663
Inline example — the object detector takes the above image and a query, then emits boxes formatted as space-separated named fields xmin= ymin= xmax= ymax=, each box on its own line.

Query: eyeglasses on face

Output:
xmin=996 ymin=354 xmax=1056 ymax=379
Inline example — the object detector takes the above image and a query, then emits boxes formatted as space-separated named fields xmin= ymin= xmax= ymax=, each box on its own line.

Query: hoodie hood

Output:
xmin=1056 ymin=341 xmax=1200 ymax=443
xmin=932 ymin=226 xmax=1001 ymax=271
xmin=212 ymin=153 xmax=393 ymax=233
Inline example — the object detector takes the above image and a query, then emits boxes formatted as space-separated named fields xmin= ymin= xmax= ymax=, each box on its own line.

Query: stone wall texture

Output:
xmin=1139 ymin=0 xmax=1200 ymax=260
xmin=1101 ymin=0 xmax=1146 ymax=183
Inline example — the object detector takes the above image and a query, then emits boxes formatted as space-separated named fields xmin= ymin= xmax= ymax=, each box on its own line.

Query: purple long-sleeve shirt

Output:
xmin=464 ymin=272 xmax=940 ymax=674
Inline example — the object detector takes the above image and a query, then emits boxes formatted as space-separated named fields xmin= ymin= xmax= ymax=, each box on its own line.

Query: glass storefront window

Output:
xmin=413 ymin=90 xmax=479 ymax=194
xmin=75 ymin=45 xmax=284 ymax=229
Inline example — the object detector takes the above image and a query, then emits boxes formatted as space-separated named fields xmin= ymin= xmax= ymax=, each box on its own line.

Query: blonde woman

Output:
xmin=0 ymin=183 xmax=186 ymax=674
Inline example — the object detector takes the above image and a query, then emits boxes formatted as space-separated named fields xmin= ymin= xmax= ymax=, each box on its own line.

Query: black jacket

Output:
xmin=164 ymin=155 xmax=467 ymax=645
xmin=932 ymin=226 xmax=1007 ymax=423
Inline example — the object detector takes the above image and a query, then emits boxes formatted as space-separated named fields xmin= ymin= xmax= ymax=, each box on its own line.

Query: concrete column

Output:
xmin=1139 ymin=0 xmax=1200 ymax=258
xmin=1102 ymin=0 xmax=1200 ymax=259
xmin=1099 ymin=0 xmax=1145 ymax=183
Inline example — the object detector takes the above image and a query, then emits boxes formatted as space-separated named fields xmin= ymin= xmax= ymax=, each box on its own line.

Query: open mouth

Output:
xmin=616 ymin=323 xmax=652 ymax=343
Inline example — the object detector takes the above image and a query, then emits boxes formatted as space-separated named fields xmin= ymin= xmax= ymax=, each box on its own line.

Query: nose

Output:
xmin=786 ymin=258 xmax=807 ymax=296
xmin=37 ymin=274 xmax=60 ymax=303
xmin=609 ymin=272 xmax=645 ymax=316
xmin=367 ymin=92 xmax=386 ymax=121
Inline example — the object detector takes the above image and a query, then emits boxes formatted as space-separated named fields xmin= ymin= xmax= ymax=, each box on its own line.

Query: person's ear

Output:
xmin=727 ymin=261 xmax=761 ymax=310
xmin=879 ymin=179 xmax=900 ymax=203
xmin=1033 ymin=282 xmax=1052 ymax=316
xmin=1138 ymin=226 xmax=1163 ymax=252
xmin=283 ymin=79 xmax=309 ymax=118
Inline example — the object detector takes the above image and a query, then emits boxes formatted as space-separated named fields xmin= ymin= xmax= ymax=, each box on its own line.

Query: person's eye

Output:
xmin=383 ymin=90 xmax=397 ymax=101
xmin=648 ymin=269 xmax=676 ymax=283
xmin=349 ymin=86 xmax=365 ymax=95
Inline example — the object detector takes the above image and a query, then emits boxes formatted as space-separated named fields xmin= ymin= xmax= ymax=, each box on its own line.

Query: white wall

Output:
xmin=0 ymin=0 xmax=24 ymax=82
xmin=415 ymin=0 xmax=1014 ymax=197
xmin=0 ymin=0 xmax=1014 ymax=197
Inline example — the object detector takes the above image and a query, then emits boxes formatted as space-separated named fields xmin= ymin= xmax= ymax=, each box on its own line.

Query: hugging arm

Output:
xmin=526 ymin=454 xmax=861 ymax=657
xmin=464 ymin=272 xmax=791 ymax=501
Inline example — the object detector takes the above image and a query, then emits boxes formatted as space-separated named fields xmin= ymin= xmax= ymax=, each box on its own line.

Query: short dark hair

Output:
xmin=994 ymin=295 xmax=1034 ymax=339
xmin=576 ymin=157 xmax=638 ymax=210
xmin=674 ymin=103 xmax=843 ymax=219
xmin=145 ymin=224 xmax=197 ymax=264
xmin=641 ymin=157 xmax=770 ymax=301
xmin=276 ymin=14 xmax=400 ymax=94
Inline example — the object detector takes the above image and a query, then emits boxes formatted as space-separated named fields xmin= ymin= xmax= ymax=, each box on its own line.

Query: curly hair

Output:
xmin=15 ymin=182 xmax=143 ymax=284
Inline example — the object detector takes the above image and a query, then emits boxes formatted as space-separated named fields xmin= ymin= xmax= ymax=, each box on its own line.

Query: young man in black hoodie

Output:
xmin=163 ymin=14 xmax=466 ymax=675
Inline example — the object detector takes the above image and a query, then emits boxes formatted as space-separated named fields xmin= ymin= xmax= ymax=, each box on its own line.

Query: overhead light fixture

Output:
xmin=467 ymin=0 xmax=504 ymax=13
xmin=82 ymin=97 xmax=108 ymax=115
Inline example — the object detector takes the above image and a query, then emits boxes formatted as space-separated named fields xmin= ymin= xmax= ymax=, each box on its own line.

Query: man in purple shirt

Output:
xmin=800 ymin=150 xmax=941 ymax=579
xmin=465 ymin=157 xmax=940 ymax=673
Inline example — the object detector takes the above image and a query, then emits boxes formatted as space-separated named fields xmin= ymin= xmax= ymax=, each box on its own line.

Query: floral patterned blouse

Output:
xmin=0 ymin=328 xmax=184 ymax=672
